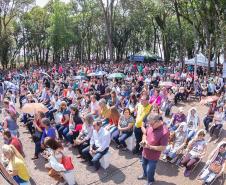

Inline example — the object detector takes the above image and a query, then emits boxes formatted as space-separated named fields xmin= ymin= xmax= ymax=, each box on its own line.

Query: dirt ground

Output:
xmin=0 ymin=100 xmax=225 ymax=185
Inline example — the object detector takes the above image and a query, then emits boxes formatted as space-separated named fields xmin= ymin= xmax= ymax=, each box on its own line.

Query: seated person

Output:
xmin=209 ymin=106 xmax=225 ymax=142
xmin=198 ymin=142 xmax=226 ymax=185
xmin=180 ymin=130 xmax=207 ymax=177
xmin=74 ymin=114 xmax=94 ymax=157
xmin=55 ymin=101 xmax=70 ymax=140
xmin=168 ymin=107 xmax=186 ymax=131
xmin=203 ymin=101 xmax=217 ymax=132
xmin=89 ymin=95 xmax=99 ymax=117
xmin=163 ymin=123 xmax=187 ymax=162
xmin=65 ymin=106 xmax=83 ymax=147
xmin=186 ymin=107 xmax=200 ymax=143
xmin=81 ymin=121 xmax=111 ymax=171
xmin=112 ymin=108 xmax=134 ymax=150
xmin=161 ymin=88 xmax=175 ymax=116
xmin=98 ymin=99 xmax=111 ymax=126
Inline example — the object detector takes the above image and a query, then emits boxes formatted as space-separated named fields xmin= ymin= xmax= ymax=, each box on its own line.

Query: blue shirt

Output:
xmin=41 ymin=127 xmax=56 ymax=143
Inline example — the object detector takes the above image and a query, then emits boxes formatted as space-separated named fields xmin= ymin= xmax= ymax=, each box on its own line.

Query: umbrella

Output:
xmin=96 ymin=71 xmax=107 ymax=76
xmin=87 ymin=73 xmax=96 ymax=77
xmin=200 ymin=96 xmax=219 ymax=105
xmin=159 ymin=81 xmax=175 ymax=87
xmin=108 ymin=73 xmax=126 ymax=79
xmin=73 ymin=76 xmax=88 ymax=80
xmin=22 ymin=103 xmax=49 ymax=114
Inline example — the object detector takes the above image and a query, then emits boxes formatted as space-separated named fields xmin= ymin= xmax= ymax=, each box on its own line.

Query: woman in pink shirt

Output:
xmin=149 ymin=89 xmax=162 ymax=107
xmin=58 ymin=65 xmax=63 ymax=74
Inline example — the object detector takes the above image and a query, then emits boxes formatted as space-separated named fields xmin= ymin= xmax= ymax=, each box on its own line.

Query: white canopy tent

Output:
xmin=185 ymin=53 xmax=215 ymax=67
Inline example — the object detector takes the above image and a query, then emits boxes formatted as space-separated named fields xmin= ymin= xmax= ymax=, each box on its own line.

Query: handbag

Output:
xmin=60 ymin=153 xmax=74 ymax=171
xmin=48 ymin=169 xmax=64 ymax=182
xmin=209 ymin=162 xmax=222 ymax=174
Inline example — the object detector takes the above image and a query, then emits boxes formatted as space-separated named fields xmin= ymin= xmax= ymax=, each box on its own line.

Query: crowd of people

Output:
xmin=0 ymin=61 xmax=225 ymax=185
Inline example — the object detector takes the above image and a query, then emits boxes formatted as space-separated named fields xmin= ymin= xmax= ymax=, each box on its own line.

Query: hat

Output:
xmin=178 ymin=107 xmax=184 ymax=113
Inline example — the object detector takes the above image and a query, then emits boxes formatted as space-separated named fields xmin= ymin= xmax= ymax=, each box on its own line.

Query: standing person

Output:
xmin=32 ymin=118 xmax=56 ymax=160
xmin=2 ymin=145 xmax=30 ymax=185
xmin=133 ymin=95 xmax=151 ymax=154
xmin=138 ymin=115 xmax=169 ymax=185
xmin=81 ymin=121 xmax=111 ymax=171
xmin=3 ymin=130 xmax=24 ymax=157
xmin=3 ymin=109 xmax=19 ymax=137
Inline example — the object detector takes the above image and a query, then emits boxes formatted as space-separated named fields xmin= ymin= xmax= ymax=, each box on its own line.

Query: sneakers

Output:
xmin=184 ymin=169 xmax=191 ymax=177
xmin=137 ymin=175 xmax=146 ymax=180
xmin=162 ymin=155 xmax=167 ymax=161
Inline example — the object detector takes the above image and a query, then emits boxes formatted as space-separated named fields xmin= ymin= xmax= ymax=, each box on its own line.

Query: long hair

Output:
xmin=2 ymin=144 xmax=25 ymax=170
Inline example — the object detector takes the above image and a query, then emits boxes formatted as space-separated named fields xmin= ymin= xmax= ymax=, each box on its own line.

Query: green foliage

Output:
xmin=0 ymin=0 xmax=225 ymax=68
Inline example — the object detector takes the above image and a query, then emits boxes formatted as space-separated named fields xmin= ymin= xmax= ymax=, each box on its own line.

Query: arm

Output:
xmin=33 ymin=119 xmax=42 ymax=132
xmin=0 ymin=162 xmax=17 ymax=185
xmin=120 ymin=123 xmax=133 ymax=132
xmin=62 ymin=114 xmax=70 ymax=125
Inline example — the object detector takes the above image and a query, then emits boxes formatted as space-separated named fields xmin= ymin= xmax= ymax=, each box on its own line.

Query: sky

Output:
xmin=36 ymin=0 xmax=70 ymax=7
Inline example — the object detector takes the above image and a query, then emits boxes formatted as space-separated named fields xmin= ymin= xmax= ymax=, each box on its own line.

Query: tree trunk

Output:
xmin=174 ymin=0 xmax=184 ymax=69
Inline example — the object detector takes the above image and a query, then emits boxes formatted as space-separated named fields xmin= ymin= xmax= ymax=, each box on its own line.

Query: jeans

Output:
xmin=55 ymin=124 xmax=69 ymax=139
xmin=78 ymin=141 xmax=90 ymax=155
xmin=210 ymin=124 xmax=222 ymax=137
xmin=13 ymin=175 xmax=28 ymax=184
xmin=82 ymin=145 xmax=109 ymax=169
xmin=134 ymin=127 xmax=142 ymax=153
xmin=65 ymin=131 xmax=79 ymax=144
xmin=187 ymin=130 xmax=196 ymax=141
xmin=112 ymin=130 xmax=133 ymax=147
xmin=203 ymin=116 xmax=213 ymax=131
xmin=35 ymin=141 xmax=41 ymax=156
xmin=142 ymin=157 xmax=157 ymax=183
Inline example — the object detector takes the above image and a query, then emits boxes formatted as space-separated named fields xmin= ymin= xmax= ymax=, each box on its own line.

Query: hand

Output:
xmin=69 ymin=131 xmax=73 ymax=135
xmin=144 ymin=143 xmax=153 ymax=149
xmin=140 ymin=140 xmax=147 ymax=147
xmin=41 ymin=144 xmax=45 ymax=149
xmin=89 ymin=148 xmax=94 ymax=155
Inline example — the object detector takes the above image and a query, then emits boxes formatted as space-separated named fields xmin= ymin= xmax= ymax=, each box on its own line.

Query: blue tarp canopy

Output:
xmin=129 ymin=51 xmax=161 ymax=62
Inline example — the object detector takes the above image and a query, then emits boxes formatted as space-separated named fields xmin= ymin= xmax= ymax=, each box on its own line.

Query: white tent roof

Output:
xmin=185 ymin=53 xmax=214 ymax=67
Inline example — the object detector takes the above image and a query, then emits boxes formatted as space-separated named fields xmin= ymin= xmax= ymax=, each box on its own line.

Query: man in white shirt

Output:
xmin=81 ymin=121 xmax=110 ymax=170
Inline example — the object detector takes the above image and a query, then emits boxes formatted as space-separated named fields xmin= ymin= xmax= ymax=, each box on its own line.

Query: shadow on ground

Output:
xmin=156 ymin=160 xmax=179 ymax=177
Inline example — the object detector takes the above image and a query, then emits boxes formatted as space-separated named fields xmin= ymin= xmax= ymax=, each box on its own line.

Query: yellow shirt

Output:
xmin=135 ymin=103 xmax=151 ymax=128
xmin=13 ymin=157 xmax=30 ymax=181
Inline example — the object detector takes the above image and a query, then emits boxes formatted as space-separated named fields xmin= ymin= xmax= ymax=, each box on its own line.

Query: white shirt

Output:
xmin=90 ymin=101 xmax=99 ymax=114
xmin=67 ymin=90 xmax=75 ymax=99
xmin=90 ymin=127 xmax=110 ymax=152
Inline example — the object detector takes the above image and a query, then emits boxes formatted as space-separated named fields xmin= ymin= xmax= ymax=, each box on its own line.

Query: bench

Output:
xmin=125 ymin=134 xmax=136 ymax=151
xmin=100 ymin=152 xmax=110 ymax=169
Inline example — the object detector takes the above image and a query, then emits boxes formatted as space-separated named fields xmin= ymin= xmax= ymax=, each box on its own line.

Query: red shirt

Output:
xmin=10 ymin=137 xmax=23 ymax=155
xmin=142 ymin=124 xmax=169 ymax=161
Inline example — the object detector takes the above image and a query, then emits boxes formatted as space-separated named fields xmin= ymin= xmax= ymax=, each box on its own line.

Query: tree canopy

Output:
xmin=0 ymin=0 xmax=225 ymax=69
